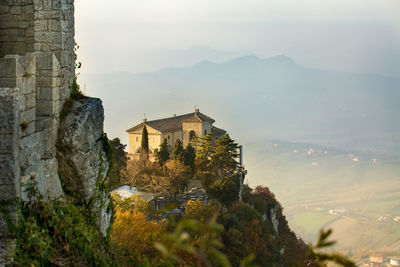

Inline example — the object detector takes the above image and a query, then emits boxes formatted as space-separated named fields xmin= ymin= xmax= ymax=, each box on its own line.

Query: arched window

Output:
xmin=189 ymin=130 xmax=196 ymax=142
xmin=204 ymin=129 xmax=207 ymax=136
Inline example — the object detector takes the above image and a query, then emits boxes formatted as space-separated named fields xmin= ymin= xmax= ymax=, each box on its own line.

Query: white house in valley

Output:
xmin=126 ymin=109 xmax=226 ymax=159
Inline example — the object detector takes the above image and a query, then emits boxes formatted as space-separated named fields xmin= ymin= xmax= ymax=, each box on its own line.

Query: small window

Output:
xmin=189 ymin=130 xmax=196 ymax=141
xmin=136 ymin=137 xmax=138 ymax=142
xmin=204 ymin=129 xmax=207 ymax=136
xmin=168 ymin=135 xmax=170 ymax=140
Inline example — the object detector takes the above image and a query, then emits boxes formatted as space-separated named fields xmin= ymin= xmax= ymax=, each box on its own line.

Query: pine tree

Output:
xmin=155 ymin=138 xmax=170 ymax=166
xmin=183 ymin=144 xmax=196 ymax=172
xmin=211 ymin=134 xmax=240 ymax=176
xmin=141 ymin=125 xmax=149 ymax=153
xmin=172 ymin=139 xmax=184 ymax=162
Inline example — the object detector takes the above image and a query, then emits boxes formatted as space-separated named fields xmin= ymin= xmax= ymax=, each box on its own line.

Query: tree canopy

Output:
xmin=155 ymin=138 xmax=170 ymax=166
xmin=172 ymin=139 xmax=184 ymax=162
xmin=108 ymin=137 xmax=127 ymax=187
xmin=210 ymin=134 xmax=240 ymax=177
xmin=183 ymin=143 xmax=196 ymax=171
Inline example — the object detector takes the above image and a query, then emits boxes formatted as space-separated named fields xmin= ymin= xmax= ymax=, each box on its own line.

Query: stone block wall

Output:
xmin=0 ymin=1 xmax=35 ymax=58
xmin=0 ymin=0 xmax=75 ymax=263
xmin=0 ymin=87 xmax=20 ymax=265
xmin=0 ymin=0 xmax=75 ymax=102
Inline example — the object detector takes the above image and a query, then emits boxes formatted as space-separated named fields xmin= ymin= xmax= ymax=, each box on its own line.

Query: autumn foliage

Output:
xmin=184 ymin=199 xmax=218 ymax=223
xmin=111 ymin=208 xmax=164 ymax=258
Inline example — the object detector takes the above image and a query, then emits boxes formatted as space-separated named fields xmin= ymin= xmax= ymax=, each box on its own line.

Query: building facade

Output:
xmin=126 ymin=109 xmax=226 ymax=158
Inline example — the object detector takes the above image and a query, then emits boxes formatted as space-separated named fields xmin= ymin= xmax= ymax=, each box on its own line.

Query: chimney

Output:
xmin=195 ymin=108 xmax=199 ymax=113
xmin=143 ymin=118 xmax=147 ymax=123
xmin=173 ymin=114 xmax=176 ymax=117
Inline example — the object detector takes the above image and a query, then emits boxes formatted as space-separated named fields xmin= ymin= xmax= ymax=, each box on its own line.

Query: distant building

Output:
xmin=370 ymin=254 xmax=384 ymax=266
xmin=328 ymin=209 xmax=346 ymax=215
xmin=111 ymin=185 xmax=154 ymax=201
xmin=126 ymin=109 xmax=226 ymax=159
xmin=389 ymin=256 xmax=400 ymax=266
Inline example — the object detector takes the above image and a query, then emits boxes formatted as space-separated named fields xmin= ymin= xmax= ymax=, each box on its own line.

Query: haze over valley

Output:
xmin=80 ymin=53 xmax=400 ymax=256
xmin=75 ymin=0 xmax=400 ymax=261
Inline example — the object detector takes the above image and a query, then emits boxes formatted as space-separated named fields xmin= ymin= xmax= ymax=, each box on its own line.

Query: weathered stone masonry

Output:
xmin=0 ymin=0 xmax=111 ymax=264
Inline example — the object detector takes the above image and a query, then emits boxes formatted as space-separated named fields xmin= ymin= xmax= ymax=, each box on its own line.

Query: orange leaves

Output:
xmin=110 ymin=208 xmax=164 ymax=256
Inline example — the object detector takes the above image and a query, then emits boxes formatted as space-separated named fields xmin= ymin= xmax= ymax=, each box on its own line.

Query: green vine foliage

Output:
xmin=60 ymin=43 xmax=85 ymax=118
xmin=12 ymin=181 xmax=113 ymax=266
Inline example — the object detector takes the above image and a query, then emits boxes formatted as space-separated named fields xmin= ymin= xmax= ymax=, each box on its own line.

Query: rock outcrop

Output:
xmin=57 ymin=97 xmax=112 ymax=236
xmin=57 ymin=97 xmax=108 ymax=200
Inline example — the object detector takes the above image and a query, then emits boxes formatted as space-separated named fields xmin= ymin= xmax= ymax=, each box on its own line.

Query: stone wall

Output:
xmin=182 ymin=121 xmax=203 ymax=147
xmin=0 ymin=0 xmax=75 ymax=200
xmin=0 ymin=1 xmax=35 ymax=57
xmin=0 ymin=0 xmax=75 ymax=102
xmin=0 ymin=0 xmax=111 ymax=264
xmin=0 ymin=86 xmax=20 ymax=264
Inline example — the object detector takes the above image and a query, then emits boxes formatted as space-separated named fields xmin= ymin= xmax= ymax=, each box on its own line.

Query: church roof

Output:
xmin=211 ymin=126 xmax=227 ymax=137
xmin=126 ymin=111 xmax=216 ymax=133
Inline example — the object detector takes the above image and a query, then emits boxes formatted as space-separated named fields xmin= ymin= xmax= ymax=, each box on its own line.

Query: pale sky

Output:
xmin=75 ymin=0 xmax=400 ymax=75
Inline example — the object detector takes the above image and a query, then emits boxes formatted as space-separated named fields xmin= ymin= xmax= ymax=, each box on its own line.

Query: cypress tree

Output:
xmin=172 ymin=139 xmax=184 ymax=162
xmin=141 ymin=125 xmax=149 ymax=153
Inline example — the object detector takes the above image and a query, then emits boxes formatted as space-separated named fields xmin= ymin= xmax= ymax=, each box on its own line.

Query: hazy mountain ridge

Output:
xmin=80 ymin=55 xmax=400 ymax=154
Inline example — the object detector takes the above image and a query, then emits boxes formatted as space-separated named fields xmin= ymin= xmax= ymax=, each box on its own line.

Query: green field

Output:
xmin=245 ymin=139 xmax=400 ymax=252
xmin=291 ymin=212 xmax=335 ymax=233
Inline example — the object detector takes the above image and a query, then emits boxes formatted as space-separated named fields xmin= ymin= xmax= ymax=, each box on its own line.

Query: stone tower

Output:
xmin=0 ymin=1 xmax=111 ymax=263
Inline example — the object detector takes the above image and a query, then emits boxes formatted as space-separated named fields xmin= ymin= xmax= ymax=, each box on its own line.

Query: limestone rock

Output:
xmin=93 ymin=192 xmax=112 ymax=237
xmin=56 ymin=97 xmax=108 ymax=200
xmin=56 ymin=97 xmax=112 ymax=236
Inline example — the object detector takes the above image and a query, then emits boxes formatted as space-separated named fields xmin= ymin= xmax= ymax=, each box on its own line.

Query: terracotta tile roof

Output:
xmin=126 ymin=112 xmax=216 ymax=133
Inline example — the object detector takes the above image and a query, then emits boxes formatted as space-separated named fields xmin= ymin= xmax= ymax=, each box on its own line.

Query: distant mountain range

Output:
xmin=80 ymin=55 xmax=400 ymax=154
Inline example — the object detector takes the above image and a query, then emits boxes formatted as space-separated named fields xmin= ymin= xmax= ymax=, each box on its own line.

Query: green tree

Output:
xmin=164 ymin=160 xmax=192 ymax=194
xmin=211 ymin=134 xmax=240 ymax=177
xmin=108 ymin=137 xmax=127 ymax=187
xmin=155 ymin=138 xmax=170 ymax=166
xmin=195 ymin=133 xmax=215 ymax=173
xmin=172 ymin=139 xmax=184 ymax=162
xmin=141 ymin=125 xmax=149 ymax=154
xmin=184 ymin=143 xmax=196 ymax=171
xmin=208 ymin=175 xmax=240 ymax=207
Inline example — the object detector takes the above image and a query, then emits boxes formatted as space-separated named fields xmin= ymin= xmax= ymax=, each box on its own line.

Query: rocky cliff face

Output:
xmin=57 ymin=98 xmax=107 ymax=199
xmin=57 ymin=97 xmax=112 ymax=236
xmin=240 ymin=186 xmax=309 ymax=266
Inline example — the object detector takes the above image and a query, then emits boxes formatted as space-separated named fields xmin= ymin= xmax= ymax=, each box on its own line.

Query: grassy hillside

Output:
xmin=244 ymin=139 xmax=400 ymax=253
